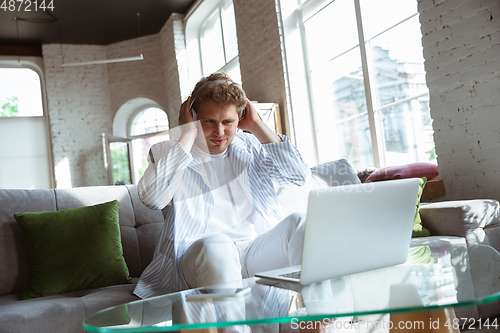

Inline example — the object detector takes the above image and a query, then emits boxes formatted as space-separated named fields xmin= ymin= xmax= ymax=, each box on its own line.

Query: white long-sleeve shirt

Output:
xmin=191 ymin=144 xmax=261 ymax=242
xmin=133 ymin=132 xmax=310 ymax=298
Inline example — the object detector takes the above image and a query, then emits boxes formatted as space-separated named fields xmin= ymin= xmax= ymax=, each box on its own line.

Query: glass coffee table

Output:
xmin=83 ymin=243 xmax=500 ymax=332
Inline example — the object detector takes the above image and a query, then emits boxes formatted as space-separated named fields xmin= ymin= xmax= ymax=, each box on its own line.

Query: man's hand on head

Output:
xmin=178 ymin=97 xmax=197 ymax=133
xmin=178 ymin=96 xmax=198 ymax=153
xmin=237 ymin=99 xmax=261 ymax=132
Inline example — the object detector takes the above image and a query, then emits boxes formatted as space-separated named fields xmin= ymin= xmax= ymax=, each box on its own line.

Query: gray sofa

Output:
xmin=1 ymin=160 xmax=499 ymax=332
xmin=0 ymin=185 xmax=164 ymax=333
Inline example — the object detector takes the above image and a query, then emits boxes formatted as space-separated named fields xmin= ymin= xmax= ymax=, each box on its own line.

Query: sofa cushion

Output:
xmin=14 ymin=200 xmax=133 ymax=300
xmin=125 ymin=185 xmax=165 ymax=273
xmin=412 ymin=178 xmax=431 ymax=238
xmin=0 ymin=189 xmax=57 ymax=297
xmin=365 ymin=162 xmax=438 ymax=183
xmin=310 ymin=159 xmax=361 ymax=186
xmin=0 ymin=283 xmax=137 ymax=333
xmin=419 ymin=199 xmax=500 ymax=252
xmin=54 ymin=185 xmax=164 ymax=278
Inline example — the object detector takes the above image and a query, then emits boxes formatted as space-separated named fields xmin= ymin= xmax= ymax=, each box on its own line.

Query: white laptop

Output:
xmin=255 ymin=178 xmax=421 ymax=285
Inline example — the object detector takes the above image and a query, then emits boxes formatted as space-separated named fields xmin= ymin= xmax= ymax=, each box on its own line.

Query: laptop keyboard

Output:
xmin=280 ymin=271 xmax=301 ymax=279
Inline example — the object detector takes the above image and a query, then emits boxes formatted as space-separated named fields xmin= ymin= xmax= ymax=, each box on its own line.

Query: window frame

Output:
xmin=0 ymin=56 xmax=55 ymax=188
xmin=282 ymin=0 xmax=431 ymax=168
xmin=129 ymin=107 xmax=170 ymax=137
xmin=198 ymin=0 xmax=239 ymax=76
xmin=185 ymin=0 xmax=241 ymax=91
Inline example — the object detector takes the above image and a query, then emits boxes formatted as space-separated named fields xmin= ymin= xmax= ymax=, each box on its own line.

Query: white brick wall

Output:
xmin=107 ymin=35 xmax=169 ymax=118
xmin=159 ymin=13 xmax=188 ymax=128
xmin=42 ymin=44 xmax=113 ymax=188
xmin=418 ymin=0 xmax=500 ymax=201
xmin=43 ymin=34 xmax=171 ymax=188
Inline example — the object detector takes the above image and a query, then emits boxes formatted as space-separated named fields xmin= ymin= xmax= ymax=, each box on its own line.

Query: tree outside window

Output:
xmin=1 ymin=97 xmax=19 ymax=117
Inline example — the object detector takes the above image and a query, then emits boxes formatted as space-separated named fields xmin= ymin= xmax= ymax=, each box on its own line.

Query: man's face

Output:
xmin=195 ymin=99 xmax=239 ymax=154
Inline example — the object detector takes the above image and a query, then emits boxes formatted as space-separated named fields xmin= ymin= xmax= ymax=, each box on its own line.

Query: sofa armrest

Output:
xmin=419 ymin=199 xmax=500 ymax=253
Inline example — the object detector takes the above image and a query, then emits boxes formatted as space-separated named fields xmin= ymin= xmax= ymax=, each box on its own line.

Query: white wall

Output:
xmin=43 ymin=35 xmax=171 ymax=188
xmin=43 ymin=44 xmax=113 ymax=188
xmin=418 ymin=0 xmax=500 ymax=201
xmin=107 ymin=35 xmax=169 ymax=123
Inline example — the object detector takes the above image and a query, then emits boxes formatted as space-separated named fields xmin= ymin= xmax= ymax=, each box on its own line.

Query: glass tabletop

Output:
xmin=83 ymin=243 xmax=500 ymax=332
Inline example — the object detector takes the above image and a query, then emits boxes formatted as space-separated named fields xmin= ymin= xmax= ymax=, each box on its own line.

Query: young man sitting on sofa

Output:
xmin=133 ymin=73 xmax=311 ymax=298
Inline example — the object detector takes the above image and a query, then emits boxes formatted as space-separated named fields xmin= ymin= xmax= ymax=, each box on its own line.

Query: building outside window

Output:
xmin=281 ymin=0 xmax=435 ymax=170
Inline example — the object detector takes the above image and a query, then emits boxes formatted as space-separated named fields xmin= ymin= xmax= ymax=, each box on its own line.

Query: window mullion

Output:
xmin=198 ymin=21 xmax=206 ymax=76
xmin=365 ymin=12 xmax=418 ymax=43
xmin=219 ymin=6 xmax=227 ymax=64
xmin=354 ymin=0 xmax=383 ymax=168
xmin=376 ymin=91 xmax=429 ymax=112
xmin=297 ymin=10 xmax=320 ymax=166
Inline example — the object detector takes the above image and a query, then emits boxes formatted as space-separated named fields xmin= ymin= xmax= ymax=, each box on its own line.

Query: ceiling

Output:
xmin=0 ymin=0 xmax=196 ymax=47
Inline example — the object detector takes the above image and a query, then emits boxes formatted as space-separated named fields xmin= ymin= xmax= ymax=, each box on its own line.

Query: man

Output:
xmin=134 ymin=73 xmax=310 ymax=299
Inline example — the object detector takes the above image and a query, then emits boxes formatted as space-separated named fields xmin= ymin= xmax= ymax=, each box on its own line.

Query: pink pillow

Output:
xmin=365 ymin=162 xmax=438 ymax=183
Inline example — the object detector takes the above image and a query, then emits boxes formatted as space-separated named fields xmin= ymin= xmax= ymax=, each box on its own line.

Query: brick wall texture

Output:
xmin=159 ymin=13 xmax=187 ymax=128
xmin=107 ymin=35 xmax=169 ymax=119
xmin=42 ymin=33 xmax=172 ymax=188
xmin=418 ymin=0 xmax=500 ymax=201
xmin=233 ymin=0 xmax=289 ymax=134
xmin=42 ymin=44 xmax=113 ymax=188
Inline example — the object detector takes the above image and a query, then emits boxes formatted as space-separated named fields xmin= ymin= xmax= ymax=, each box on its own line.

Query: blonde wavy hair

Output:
xmin=190 ymin=73 xmax=247 ymax=118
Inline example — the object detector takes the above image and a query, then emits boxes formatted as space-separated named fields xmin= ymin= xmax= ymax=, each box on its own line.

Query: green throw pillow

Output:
xmin=15 ymin=200 xmax=133 ymax=300
xmin=412 ymin=177 xmax=431 ymax=238
xmin=405 ymin=246 xmax=438 ymax=265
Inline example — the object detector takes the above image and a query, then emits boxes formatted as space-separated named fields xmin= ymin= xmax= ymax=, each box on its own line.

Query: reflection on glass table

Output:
xmin=83 ymin=243 xmax=500 ymax=332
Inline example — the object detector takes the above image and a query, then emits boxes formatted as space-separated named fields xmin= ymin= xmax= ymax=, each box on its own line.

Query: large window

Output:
xmin=0 ymin=61 xmax=53 ymax=189
xmin=281 ymin=0 xmax=434 ymax=170
xmin=185 ymin=0 xmax=241 ymax=88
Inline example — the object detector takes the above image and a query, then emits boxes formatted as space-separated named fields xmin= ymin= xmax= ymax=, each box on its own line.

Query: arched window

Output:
xmin=129 ymin=107 xmax=169 ymax=183
xmin=130 ymin=107 xmax=169 ymax=136
xmin=106 ymin=100 xmax=169 ymax=185
xmin=0 ymin=58 xmax=53 ymax=189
